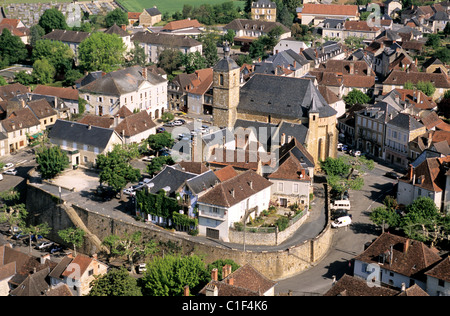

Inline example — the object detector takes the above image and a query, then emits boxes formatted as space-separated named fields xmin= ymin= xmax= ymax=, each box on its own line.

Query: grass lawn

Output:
xmin=116 ymin=0 xmax=245 ymax=14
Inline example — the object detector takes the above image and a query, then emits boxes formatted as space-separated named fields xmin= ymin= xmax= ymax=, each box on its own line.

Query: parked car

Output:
xmin=142 ymin=156 xmax=155 ymax=162
xmin=385 ymin=171 xmax=399 ymax=179
xmin=36 ymin=241 xmax=54 ymax=250
xmin=137 ymin=263 xmax=147 ymax=274
xmin=156 ymin=127 xmax=165 ymax=133
xmin=353 ymin=150 xmax=361 ymax=157
xmin=332 ymin=215 xmax=352 ymax=228
xmin=13 ymin=232 xmax=26 ymax=240
xmin=4 ymin=169 xmax=17 ymax=175
xmin=3 ymin=163 xmax=14 ymax=169
xmin=174 ymin=119 xmax=185 ymax=124
xmin=49 ymin=245 xmax=63 ymax=254
xmin=341 ymin=145 xmax=348 ymax=152
xmin=331 ymin=209 xmax=349 ymax=220
xmin=123 ymin=188 xmax=135 ymax=196
xmin=163 ymin=122 xmax=175 ymax=127
xmin=172 ymin=120 xmax=183 ymax=126
xmin=337 ymin=143 xmax=343 ymax=150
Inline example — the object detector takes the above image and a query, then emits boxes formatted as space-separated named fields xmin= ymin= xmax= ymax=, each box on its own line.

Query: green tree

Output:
xmin=0 ymin=28 xmax=28 ymax=65
xmin=35 ymin=145 xmax=69 ymax=179
xmin=200 ymin=33 xmax=219 ymax=67
xmin=147 ymin=156 xmax=175 ymax=175
xmin=96 ymin=144 xmax=141 ymax=195
xmin=223 ymin=29 xmax=235 ymax=45
xmin=89 ymin=267 xmax=142 ymax=296
xmin=236 ymin=54 xmax=253 ymax=67
xmin=435 ymin=47 xmax=450 ymax=64
xmin=444 ymin=21 xmax=450 ymax=37
xmin=369 ymin=196 xmax=401 ymax=233
xmin=320 ymin=156 xmax=374 ymax=198
xmin=105 ymin=8 xmax=128 ymax=28
xmin=206 ymin=259 xmax=240 ymax=280
xmin=22 ymin=222 xmax=51 ymax=253
xmin=141 ymin=254 xmax=209 ymax=296
xmin=147 ymin=132 xmax=174 ymax=155
xmin=415 ymin=80 xmax=436 ymax=97
xmin=63 ymin=69 xmax=83 ymax=86
xmin=29 ymin=25 xmax=45 ymax=47
xmin=32 ymin=39 xmax=74 ymax=76
xmin=58 ymin=227 xmax=85 ymax=257
xmin=400 ymin=197 xmax=449 ymax=246
xmin=39 ymin=8 xmax=68 ymax=34
xmin=343 ymin=89 xmax=371 ymax=107
xmin=279 ymin=6 xmax=294 ymax=27
xmin=157 ymin=49 xmax=183 ymax=76
xmin=181 ymin=51 xmax=208 ymax=74
xmin=102 ymin=231 xmax=157 ymax=274
xmin=78 ymin=32 xmax=125 ymax=72
xmin=32 ymin=58 xmax=56 ymax=84
xmin=125 ymin=42 xmax=147 ymax=67
xmin=0 ymin=77 xmax=7 ymax=86
xmin=161 ymin=112 xmax=174 ymax=122
xmin=425 ymin=34 xmax=441 ymax=49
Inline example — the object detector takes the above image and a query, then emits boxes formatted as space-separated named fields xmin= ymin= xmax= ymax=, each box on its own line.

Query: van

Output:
xmin=331 ymin=200 xmax=350 ymax=210
xmin=332 ymin=216 xmax=352 ymax=228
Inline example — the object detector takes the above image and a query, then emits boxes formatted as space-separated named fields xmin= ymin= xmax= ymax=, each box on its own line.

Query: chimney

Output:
xmin=205 ymin=284 xmax=218 ymax=296
xmin=349 ymin=63 xmax=354 ymax=75
xmin=142 ymin=67 xmax=147 ymax=80
xmin=211 ymin=268 xmax=218 ymax=281
xmin=416 ymin=90 xmax=420 ymax=104
xmin=92 ymin=253 xmax=98 ymax=261
xmin=40 ymin=253 xmax=50 ymax=264
xmin=121 ymin=24 xmax=126 ymax=31
xmin=227 ymin=277 xmax=234 ymax=286
xmin=222 ymin=265 xmax=230 ymax=279
xmin=401 ymin=283 xmax=406 ymax=292
xmin=403 ymin=239 xmax=410 ymax=253
xmin=184 ymin=285 xmax=190 ymax=296
xmin=408 ymin=164 xmax=414 ymax=180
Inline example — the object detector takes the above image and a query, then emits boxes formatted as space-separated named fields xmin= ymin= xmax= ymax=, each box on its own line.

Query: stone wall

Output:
xmin=26 ymin=181 xmax=333 ymax=280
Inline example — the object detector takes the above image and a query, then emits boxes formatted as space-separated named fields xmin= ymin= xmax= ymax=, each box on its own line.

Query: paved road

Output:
xmin=274 ymin=155 xmax=399 ymax=295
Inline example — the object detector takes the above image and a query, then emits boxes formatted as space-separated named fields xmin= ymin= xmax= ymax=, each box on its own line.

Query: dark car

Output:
xmin=156 ymin=127 xmax=165 ymax=133
xmin=385 ymin=171 xmax=399 ymax=179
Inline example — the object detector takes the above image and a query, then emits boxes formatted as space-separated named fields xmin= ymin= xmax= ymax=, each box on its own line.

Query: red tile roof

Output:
xmin=301 ymin=3 xmax=359 ymax=16
xmin=32 ymin=85 xmax=79 ymax=101
xmin=162 ymin=18 xmax=202 ymax=31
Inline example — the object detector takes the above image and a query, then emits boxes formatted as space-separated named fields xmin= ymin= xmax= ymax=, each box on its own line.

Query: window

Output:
xmin=278 ymin=182 xmax=284 ymax=192
xmin=219 ymin=74 xmax=224 ymax=86
xmin=293 ymin=184 xmax=299 ymax=193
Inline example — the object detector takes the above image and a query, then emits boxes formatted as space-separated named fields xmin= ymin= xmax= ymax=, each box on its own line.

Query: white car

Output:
xmin=123 ymin=188 xmax=135 ymax=196
xmin=332 ymin=216 xmax=352 ymax=228
xmin=142 ymin=156 xmax=155 ymax=162
xmin=3 ymin=163 xmax=13 ymax=169
xmin=353 ymin=150 xmax=361 ymax=157
xmin=137 ymin=263 xmax=147 ymax=274
xmin=4 ymin=169 xmax=17 ymax=175
xmin=36 ymin=241 xmax=54 ymax=250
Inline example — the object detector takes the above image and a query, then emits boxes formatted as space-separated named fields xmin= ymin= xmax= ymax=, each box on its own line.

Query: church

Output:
xmin=210 ymin=47 xmax=338 ymax=168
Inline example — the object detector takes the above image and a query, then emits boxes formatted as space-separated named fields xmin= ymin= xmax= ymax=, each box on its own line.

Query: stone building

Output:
xmin=138 ymin=7 xmax=161 ymax=27
xmin=251 ymin=0 xmax=277 ymax=22
xmin=211 ymin=48 xmax=338 ymax=168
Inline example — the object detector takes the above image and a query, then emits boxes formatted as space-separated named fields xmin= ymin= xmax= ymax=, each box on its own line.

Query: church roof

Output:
xmin=237 ymin=74 xmax=337 ymax=119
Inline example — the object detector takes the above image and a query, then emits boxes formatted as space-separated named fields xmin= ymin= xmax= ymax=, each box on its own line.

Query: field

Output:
xmin=116 ymin=0 xmax=245 ymax=14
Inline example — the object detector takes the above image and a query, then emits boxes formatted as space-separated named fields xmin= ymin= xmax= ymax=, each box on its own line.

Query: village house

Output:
xmin=397 ymin=156 xmax=450 ymax=210
xmin=130 ymin=31 xmax=202 ymax=64
xmin=198 ymin=264 xmax=277 ymax=296
xmin=26 ymin=98 xmax=58 ymax=131
xmin=343 ymin=21 xmax=382 ymax=42
xmin=48 ymin=119 xmax=123 ymax=168
xmin=298 ymin=4 xmax=359 ymax=26
xmin=42 ymin=29 xmax=91 ymax=64
xmin=104 ymin=24 xmax=132 ymax=52
xmin=160 ymin=18 xmax=203 ymax=37
xmin=223 ymin=19 xmax=291 ymax=47
xmin=382 ymin=70 xmax=450 ymax=101
xmin=425 ymin=255 xmax=450 ymax=296
xmin=78 ymin=65 xmax=167 ymax=120
xmin=353 ymin=233 xmax=442 ymax=292
xmin=31 ymin=85 xmax=79 ymax=115
xmin=300 ymin=41 xmax=346 ymax=67
xmin=196 ymin=169 xmax=272 ymax=241
xmin=127 ymin=12 xmax=141 ymax=26
xmin=0 ymin=18 xmax=29 ymax=44
xmin=138 ymin=7 xmax=162 ymax=27
xmin=114 ymin=110 xmax=156 ymax=145
xmin=253 ymin=49 xmax=310 ymax=78
xmin=251 ymin=0 xmax=277 ymax=22
xmin=48 ymin=253 xmax=108 ymax=296
xmin=273 ymin=38 xmax=308 ymax=55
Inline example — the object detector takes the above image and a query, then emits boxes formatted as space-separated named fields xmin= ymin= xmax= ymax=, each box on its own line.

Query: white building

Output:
xmin=78 ymin=65 xmax=168 ymax=120
xmin=197 ymin=169 xmax=272 ymax=242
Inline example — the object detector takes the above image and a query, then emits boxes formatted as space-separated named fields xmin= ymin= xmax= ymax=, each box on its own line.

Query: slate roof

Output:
xmin=425 ymin=256 xmax=450 ymax=283
xmin=197 ymin=169 xmax=272 ymax=208
xmin=145 ymin=7 xmax=161 ymax=16
xmin=104 ymin=24 xmax=129 ymax=37
xmin=185 ymin=170 xmax=220 ymax=195
xmin=42 ymin=29 xmax=91 ymax=43
xmin=224 ymin=19 xmax=290 ymax=34
xmin=238 ymin=74 xmax=337 ymax=119
xmin=213 ymin=56 xmax=240 ymax=72
xmin=79 ymin=65 xmax=166 ymax=96
xmin=354 ymin=233 xmax=442 ymax=282
xmin=146 ymin=165 xmax=197 ymax=196
xmin=254 ymin=49 xmax=309 ymax=75
xmin=387 ymin=113 xmax=424 ymax=131
xmin=131 ymin=31 xmax=201 ymax=48
xmin=48 ymin=119 xmax=119 ymax=150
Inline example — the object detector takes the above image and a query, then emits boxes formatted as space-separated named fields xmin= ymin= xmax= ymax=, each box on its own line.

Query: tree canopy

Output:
xmin=78 ymin=32 xmax=125 ymax=72
xmin=89 ymin=267 xmax=142 ymax=296
xmin=39 ymin=8 xmax=68 ymax=34
xmin=35 ymin=145 xmax=69 ymax=179
xmin=343 ymin=89 xmax=371 ymax=107
xmin=105 ymin=8 xmax=128 ymax=28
